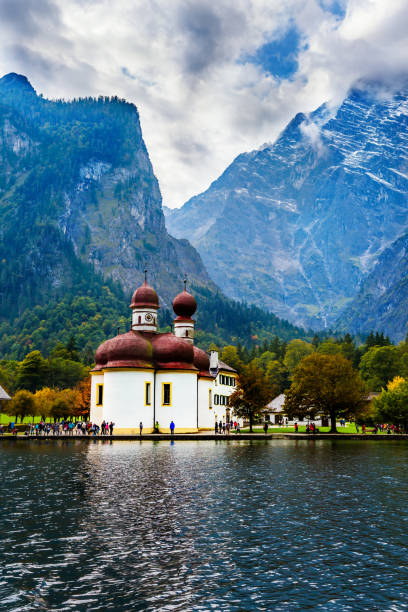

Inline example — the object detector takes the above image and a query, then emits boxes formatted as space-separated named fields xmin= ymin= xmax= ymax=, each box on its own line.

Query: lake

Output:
xmin=1 ymin=439 xmax=408 ymax=610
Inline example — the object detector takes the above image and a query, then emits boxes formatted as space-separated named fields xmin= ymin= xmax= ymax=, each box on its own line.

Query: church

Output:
xmin=90 ymin=275 xmax=238 ymax=433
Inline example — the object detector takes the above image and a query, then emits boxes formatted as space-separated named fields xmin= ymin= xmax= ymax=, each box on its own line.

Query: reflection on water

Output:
xmin=1 ymin=440 xmax=408 ymax=610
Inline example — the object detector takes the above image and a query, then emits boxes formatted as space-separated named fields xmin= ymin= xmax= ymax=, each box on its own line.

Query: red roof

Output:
xmin=173 ymin=289 xmax=197 ymax=318
xmin=130 ymin=281 xmax=159 ymax=309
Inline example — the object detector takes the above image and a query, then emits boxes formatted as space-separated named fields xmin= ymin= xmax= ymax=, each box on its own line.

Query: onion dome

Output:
xmin=152 ymin=333 xmax=197 ymax=370
xmin=94 ymin=338 xmax=111 ymax=371
xmin=193 ymin=346 xmax=211 ymax=376
xmin=130 ymin=280 xmax=159 ymax=309
xmin=173 ymin=289 xmax=197 ymax=319
xmin=94 ymin=331 xmax=153 ymax=370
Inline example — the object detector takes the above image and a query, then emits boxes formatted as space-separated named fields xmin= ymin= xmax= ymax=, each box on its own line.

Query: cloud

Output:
xmin=300 ymin=121 xmax=327 ymax=157
xmin=0 ymin=0 xmax=406 ymax=207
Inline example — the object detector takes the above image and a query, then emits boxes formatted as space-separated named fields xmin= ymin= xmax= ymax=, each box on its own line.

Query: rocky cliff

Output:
xmin=0 ymin=72 xmax=214 ymax=319
xmin=166 ymin=82 xmax=408 ymax=335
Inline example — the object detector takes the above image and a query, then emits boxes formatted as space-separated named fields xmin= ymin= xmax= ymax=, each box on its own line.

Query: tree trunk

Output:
xmin=330 ymin=411 xmax=337 ymax=433
xmin=249 ymin=412 xmax=253 ymax=433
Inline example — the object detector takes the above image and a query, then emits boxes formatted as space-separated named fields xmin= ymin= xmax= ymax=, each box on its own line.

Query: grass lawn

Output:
xmin=240 ymin=425 xmax=389 ymax=434
xmin=0 ymin=414 xmax=70 ymax=425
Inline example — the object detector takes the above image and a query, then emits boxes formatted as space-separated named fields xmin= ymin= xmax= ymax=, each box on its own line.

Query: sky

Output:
xmin=0 ymin=0 xmax=407 ymax=208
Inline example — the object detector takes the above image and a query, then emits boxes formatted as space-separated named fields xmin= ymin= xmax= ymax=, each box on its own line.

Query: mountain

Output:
xmin=0 ymin=73 xmax=305 ymax=359
xmin=165 ymin=81 xmax=408 ymax=334
xmin=338 ymin=231 xmax=408 ymax=340
xmin=0 ymin=72 xmax=213 ymax=312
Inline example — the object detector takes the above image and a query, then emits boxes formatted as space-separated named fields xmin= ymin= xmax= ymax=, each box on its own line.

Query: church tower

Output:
xmin=172 ymin=279 xmax=197 ymax=344
xmin=130 ymin=271 xmax=159 ymax=333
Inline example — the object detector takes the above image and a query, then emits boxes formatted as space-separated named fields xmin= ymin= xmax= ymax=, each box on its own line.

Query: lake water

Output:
xmin=1 ymin=439 xmax=408 ymax=611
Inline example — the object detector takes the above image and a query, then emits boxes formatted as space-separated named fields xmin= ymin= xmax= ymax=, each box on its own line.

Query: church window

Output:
xmin=209 ymin=389 xmax=212 ymax=409
xmin=186 ymin=330 xmax=189 ymax=337
xmin=96 ymin=384 xmax=103 ymax=406
xmin=145 ymin=382 xmax=151 ymax=406
xmin=138 ymin=316 xmax=141 ymax=324
xmin=162 ymin=383 xmax=171 ymax=406
xmin=214 ymin=394 xmax=219 ymax=405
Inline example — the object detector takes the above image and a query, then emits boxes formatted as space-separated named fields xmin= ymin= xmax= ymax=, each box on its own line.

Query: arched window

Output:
xmin=138 ymin=316 xmax=141 ymax=324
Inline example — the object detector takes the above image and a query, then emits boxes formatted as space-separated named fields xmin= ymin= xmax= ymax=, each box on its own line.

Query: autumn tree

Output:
xmin=50 ymin=389 xmax=80 ymax=420
xmin=5 ymin=390 xmax=36 ymax=422
xmin=228 ymin=362 xmax=275 ymax=432
xmin=73 ymin=377 xmax=91 ymax=419
xmin=374 ymin=378 xmax=408 ymax=431
xmin=34 ymin=387 xmax=59 ymax=421
xmin=284 ymin=353 xmax=366 ymax=433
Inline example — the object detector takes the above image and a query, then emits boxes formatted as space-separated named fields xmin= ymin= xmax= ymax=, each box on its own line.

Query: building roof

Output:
xmin=0 ymin=385 xmax=11 ymax=400
xmin=173 ymin=289 xmax=197 ymax=318
xmin=217 ymin=360 xmax=238 ymax=374
xmin=266 ymin=393 xmax=285 ymax=413
xmin=130 ymin=280 xmax=159 ymax=309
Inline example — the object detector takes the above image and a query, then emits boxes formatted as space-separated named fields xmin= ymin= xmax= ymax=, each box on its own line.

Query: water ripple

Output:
xmin=1 ymin=440 xmax=408 ymax=610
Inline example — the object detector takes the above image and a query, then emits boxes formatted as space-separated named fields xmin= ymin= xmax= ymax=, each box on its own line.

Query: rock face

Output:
xmin=338 ymin=232 xmax=408 ymax=340
xmin=166 ymin=82 xmax=408 ymax=334
xmin=0 ymin=72 xmax=214 ymax=319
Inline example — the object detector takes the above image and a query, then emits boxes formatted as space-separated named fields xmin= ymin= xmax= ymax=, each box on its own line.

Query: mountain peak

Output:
xmin=0 ymin=73 xmax=36 ymax=94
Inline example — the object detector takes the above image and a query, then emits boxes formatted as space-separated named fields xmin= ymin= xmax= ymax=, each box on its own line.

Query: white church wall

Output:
xmin=102 ymin=369 xmax=155 ymax=434
xmin=90 ymin=372 xmax=104 ymax=424
xmin=198 ymin=378 xmax=214 ymax=429
xmin=155 ymin=371 xmax=198 ymax=432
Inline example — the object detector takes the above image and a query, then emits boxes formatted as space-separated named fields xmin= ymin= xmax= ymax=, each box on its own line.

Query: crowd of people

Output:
xmin=214 ymin=420 xmax=241 ymax=434
xmin=0 ymin=420 xmax=115 ymax=436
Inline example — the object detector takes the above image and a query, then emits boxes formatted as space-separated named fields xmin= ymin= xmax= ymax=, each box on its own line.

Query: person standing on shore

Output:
xmin=139 ymin=422 xmax=143 ymax=436
xmin=294 ymin=422 xmax=298 ymax=433
xmin=109 ymin=422 xmax=114 ymax=436
xmin=362 ymin=423 xmax=366 ymax=434
xmin=170 ymin=421 xmax=175 ymax=436
xmin=355 ymin=422 xmax=360 ymax=433
xmin=155 ymin=421 xmax=159 ymax=434
xmin=263 ymin=421 xmax=268 ymax=434
xmin=215 ymin=421 xmax=218 ymax=434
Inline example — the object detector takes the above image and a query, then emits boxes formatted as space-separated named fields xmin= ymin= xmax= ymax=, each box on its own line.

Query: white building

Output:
xmin=265 ymin=394 xmax=327 ymax=427
xmin=90 ymin=276 xmax=238 ymax=433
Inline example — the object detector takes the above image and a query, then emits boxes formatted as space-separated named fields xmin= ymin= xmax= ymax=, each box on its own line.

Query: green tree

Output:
xmin=284 ymin=353 xmax=366 ymax=433
xmin=220 ymin=345 xmax=243 ymax=372
xmin=265 ymin=360 xmax=288 ymax=393
xmin=374 ymin=380 xmax=408 ymax=431
xmin=359 ymin=346 xmax=401 ymax=391
xmin=228 ymin=362 xmax=274 ymax=432
xmin=46 ymin=358 xmax=87 ymax=389
xmin=15 ymin=351 xmax=48 ymax=392
xmin=6 ymin=390 xmax=36 ymax=422
xmin=317 ymin=341 xmax=342 ymax=355
xmin=284 ymin=339 xmax=314 ymax=376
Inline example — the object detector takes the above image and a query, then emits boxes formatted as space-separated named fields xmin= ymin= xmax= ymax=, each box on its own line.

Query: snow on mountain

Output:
xmin=165 ymin=82 xmax=408 ymax=335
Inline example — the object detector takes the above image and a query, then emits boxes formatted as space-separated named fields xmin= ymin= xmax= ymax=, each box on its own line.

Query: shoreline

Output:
xmin=0 ymin=433 xmax=407 ymax=441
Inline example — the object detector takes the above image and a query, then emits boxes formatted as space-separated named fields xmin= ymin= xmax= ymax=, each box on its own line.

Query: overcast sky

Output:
xmin=0 ymin=0 xmax=407 ymax=207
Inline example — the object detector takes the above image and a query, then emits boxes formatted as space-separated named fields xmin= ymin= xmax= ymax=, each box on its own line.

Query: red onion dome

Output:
xmin=102 ymin=331 xmax=153 ymax=369
xmin=193 ymin=346 xmax=210 ymax=375
xmin=130 ymin=281 xmax=159 ymax=309
xmin=94 ymin=338 xmax=112 ymax=370
xmin=152 ymin=333 xmax=197 ymax=370
xmin=172 ymin=289 xmax=197 ymax=318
